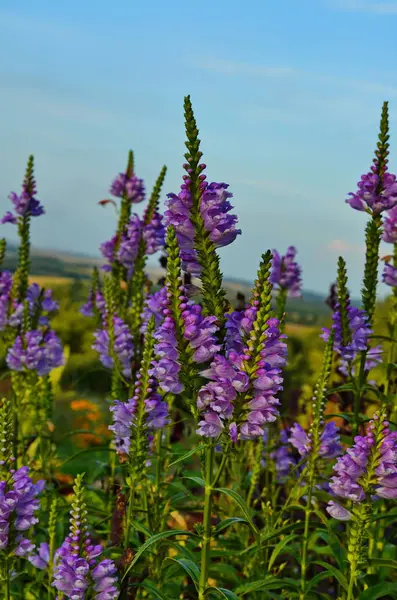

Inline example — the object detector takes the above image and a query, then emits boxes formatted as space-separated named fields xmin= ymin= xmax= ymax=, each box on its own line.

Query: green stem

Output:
xmin=299 ymin=473 xmax=314 ymax=599
xmin=353 ymin=352 xmax=367 ymax=436
xmin=124 ymin=483 xmax=135 ymax=548
xmin=4 ymin=559 xmax=10 ymax=600
xmin=199 ymin=442 xmax=215 ymax=600
xmin=347 ymin=573 xmax=356 ymax=600
xmin=276 ymin=288 xmax=288 ymax=333
xmin=212 ymin=442 xmax=230 ymax=490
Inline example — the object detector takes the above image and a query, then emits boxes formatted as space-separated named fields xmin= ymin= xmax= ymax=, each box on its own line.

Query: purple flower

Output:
xmin=109 ymin=398 xmax=137 ymax=454
xmin=198 ymin=317 xmax=287 ymax=441
xmin=141 ymin=286 xmax=167 ymax=333
xmin=92 ymin=559 xmax=119 ymax=599
xmin=0 ymin=467 xmax=44 ymax=552
xmin=151 ymin=314 xmax=183 ymax=394
xmin=383 ymin=262 xmax=397 ymax=287
xmin=7 ymin=330 xmax=64 ymax=376
xmin=80 ymin=291 xmax=105 ymax=318
xmin=346 ymin=166 xmax=397 ymax=214
xmin=109 ymin=382 xmax=168 ymax=455
xmin=383 ymin=205 xmax=397 ymax=243
xmin=165 ymin=179 xmax=241 ymax=275
xmin=182 ymin=303 xmax=220 ymax=363
xmin=93 ymin=316 xmax=134 ymax=378
xmin=326 ymin=501 xmax=353 ymax=521
xmin=1 ymin=184 xmax=45 ymax=224
xmin=0 ymin=271 xmax=13 ymax=297
xmin=143 ymin=211 xmax=165 ymax=255
xmin=145 ymin=393 xmax=169 ymax=430
xmin=263 ymin=428 xmax=296 ymax=481
xmin=110 ymin=172 xmax=145 ymax=203
xmin=225 ymin=305 xmax=258 ymax=357
xmin=26 ymin=284 xmax=59 ymax=325
xmin=0 ymin=212 xmax=17 ymax=225
xmin=289 ymin=421 xmax=341 ymax=460
xmin=28 ymin=542 xmax=50 ymax=569
xmin=53 ymin=481 xmax=118 ymax=599
xmin=327 ymin=416 xmax=397 ymax=519
xmin=100 ymin=235 xmax=118 ymax=270
xmin=117 ymin=215 xmax=141 ymax=276
xmin=271 ymin=246 xmax=302 ymax=297
xmin=321 ymin=303 xmax=372 ymax=363
xmin=239 ymin=318 xmax=287 ymax=440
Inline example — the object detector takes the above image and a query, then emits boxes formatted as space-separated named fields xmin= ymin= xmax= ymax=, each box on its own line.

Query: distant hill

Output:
xmin=2 ymin=240 xmax=332 ymax=325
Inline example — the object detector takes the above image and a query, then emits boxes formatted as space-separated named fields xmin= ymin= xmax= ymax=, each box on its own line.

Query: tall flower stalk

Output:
xmin=298 ymin=332 xmax=335 ymax=599
xmin=326 ymin=409 xmax=397 ymax=598
xmin=346 ymin=102 xmax=397 ymax=434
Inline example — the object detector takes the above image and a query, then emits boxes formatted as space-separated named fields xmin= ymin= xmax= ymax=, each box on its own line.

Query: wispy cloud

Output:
xmin=327 ymin=239 xmax=365 ymax=254
xmin=328 ymin=0 xmax=397 ymax=14
xmin=0 ymin=9 xmax=86 ymax=41
xmin=193 ymin=58 xmax=296 ymax=77
xmin=193 ymin=56 xmax=397 ymax=97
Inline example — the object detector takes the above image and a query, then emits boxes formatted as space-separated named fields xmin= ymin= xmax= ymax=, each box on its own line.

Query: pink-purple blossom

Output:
xmin=165 ymin=179 xmax=241 ymax=275
xmin=346 ymin=165 xmax=397 ymax=214
xmin=271 ymin=246 xmax=302 ymax=297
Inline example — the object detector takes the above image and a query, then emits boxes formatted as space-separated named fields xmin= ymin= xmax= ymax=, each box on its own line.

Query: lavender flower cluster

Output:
xmin=165 ymin=178 xmax=241 ymax=274
xmin=327 ymin=414 xmax=397 ymax=521
xmin=0 ymin=467 xmax=44 ymax=554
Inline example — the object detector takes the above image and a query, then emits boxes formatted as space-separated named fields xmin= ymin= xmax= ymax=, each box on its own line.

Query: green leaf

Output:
xmin=313 ymin=561 xmax=348 ymax=592
xmin=369 ymin=334 xmax=397 ymax=343
xmin=122 ymin=529 xmax=197 ymax=580
xmin=214 ymin=487 xmax=259 ymax=534
xmin=261 ymin=521 xmax=316 ymax=544
xmin=360 ymin=582 xmax=397 ymax=599
xmin=366 ymin=558 xmax=397 ymax=569
xmin=236 ymin=578 xmax=295 ymax=595
xmin=268 ymin=534 xmax=297 ymax=571
xmin=327 ymin=384 xmax=354 ymax=394
xmin=211 ymin=587 xmax=240 ymax=599
xmin=305 ymin=570 xmax=335 ymax=593
xmin=162 ymin=558 xmax=200 ymax=590
xmin=214 ymin=517 xmax=249 ymax=535
xmin=182 ymin=476 xmax=206 ymax=487
xmin=169 ymin=444 xmax=205 ymax=467
xmin=137 ymin=580 xmax=173 ymax=599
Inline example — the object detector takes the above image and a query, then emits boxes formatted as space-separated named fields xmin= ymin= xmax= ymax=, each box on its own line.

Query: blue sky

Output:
xmin=1 ymin=0 xmax=397 ymax=296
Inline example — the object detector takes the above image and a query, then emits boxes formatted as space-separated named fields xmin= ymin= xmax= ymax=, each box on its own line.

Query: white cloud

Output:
xmin=0 ymin=9 xmax=86 ymax=41
xmin=193 ymin=58 xmax=296 ymax=77
xmin=192 ymin=56 xmax=397 ymax=97
xmin=327 ymin=239 xmax=365 ymax=254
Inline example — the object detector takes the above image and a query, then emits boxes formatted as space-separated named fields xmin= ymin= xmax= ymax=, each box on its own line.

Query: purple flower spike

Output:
xmin=109 ymin=398 xmax=137 ymax=454
xmin=290 ymin=421 xmax=341 ymax=459
xmin=7 ymin=329 xmax=64 ymax=376
xmin=93 ymin=316 xmax=134 ymax=378
xmin=151 ymin=315 xmax=183 ymax=394
xmin=327 ymin=416 xmax=397 ymax=519
xmin=321 ymin=303 xmax=372 ymax=364
xmin=53 ymin=477 xmax=118 ymax=599
xmin=270 ymin=246 xmax=302 ymax=297
xmin=141 ymin=286 xmax=167 ymax=333
xmin=346 ymin=166 xmax=397 ymax=214
xmin=143 ymin=211 xmax=165 ymax=255
xmin=110 ymin=172 xmax=145 ymax=204
xmin=165 ymin=180 xmax=241 ymax=275
xmin=0 ymin=466 xmax=44 ymax=553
